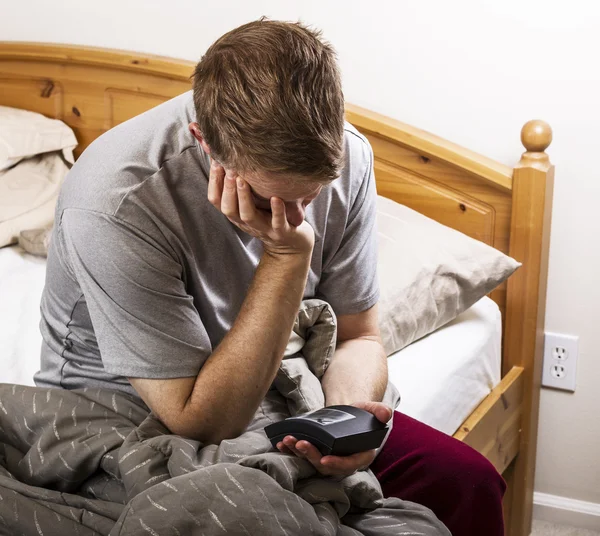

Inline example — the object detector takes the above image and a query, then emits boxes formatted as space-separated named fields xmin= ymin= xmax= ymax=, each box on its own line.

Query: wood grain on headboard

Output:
xmin=0 ymin=42 xmax=195 ymax=158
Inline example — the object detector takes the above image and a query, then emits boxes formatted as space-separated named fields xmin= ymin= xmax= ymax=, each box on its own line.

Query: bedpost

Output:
xmin=503 ymin=120 xmax=554 ymax=536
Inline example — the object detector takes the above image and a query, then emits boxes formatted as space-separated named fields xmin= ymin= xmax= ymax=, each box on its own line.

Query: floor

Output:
xmin=532 ymin=520 xmax=600 ymax=535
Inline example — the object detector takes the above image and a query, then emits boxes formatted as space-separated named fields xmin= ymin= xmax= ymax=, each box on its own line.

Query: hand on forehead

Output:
xmin=218 ymin=162 xmax=325 ymax=205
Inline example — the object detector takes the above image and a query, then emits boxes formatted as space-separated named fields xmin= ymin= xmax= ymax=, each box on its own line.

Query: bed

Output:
xmin=0 ymin=42 xmax=554 ymax=536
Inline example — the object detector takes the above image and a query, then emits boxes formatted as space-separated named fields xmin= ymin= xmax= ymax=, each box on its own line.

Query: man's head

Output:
xmin=190 ymin=18 xmax=345 ymax=225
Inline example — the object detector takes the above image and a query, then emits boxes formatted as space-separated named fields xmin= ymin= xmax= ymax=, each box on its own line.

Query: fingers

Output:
xmin=282 ymin=436 xmax=305 ymax=458
xmin=352 ymin=401 xmax=393 ymax=424
xmin=282 ymin=437 xmax=331 ymax=474
xmin=276 ymin=441 xmax=294 ymax=456
xmin=209 ymin=166 xmax=270 ymax=233
xmin=207 ymin=161 xmax=225 ymax=208
xmin=276 ymin=436 xmax=376 ymax=477
xmin=320 ymin=450 xmax=376 ymax=473
xmin=220 ymin=170 xmax=239 ymax=220
xmin=295 ymin=440 xmax=324 ymax=467
xmin=236 ymin=177 xmax=259 ymax=226
xmin=270 ymin=197 xmax=287 ymax=231
xmin=282 ymin=437 xmax=324 ymax=468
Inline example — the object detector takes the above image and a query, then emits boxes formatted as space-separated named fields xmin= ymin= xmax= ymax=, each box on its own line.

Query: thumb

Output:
xmin=352 ymin=401 xmax=393 ymax=424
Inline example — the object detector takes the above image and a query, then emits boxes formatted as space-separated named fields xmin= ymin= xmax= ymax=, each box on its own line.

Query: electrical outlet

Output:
xmin=542 ymin=332 xmax=578 ymax=392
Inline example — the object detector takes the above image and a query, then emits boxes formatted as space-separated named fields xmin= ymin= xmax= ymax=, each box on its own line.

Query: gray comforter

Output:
xmin=0 ymin=300 xmax=450 ymax=535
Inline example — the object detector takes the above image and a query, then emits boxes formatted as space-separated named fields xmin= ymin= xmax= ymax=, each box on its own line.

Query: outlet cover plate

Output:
xmin=542 ymin=332 xmax=578 ymax=392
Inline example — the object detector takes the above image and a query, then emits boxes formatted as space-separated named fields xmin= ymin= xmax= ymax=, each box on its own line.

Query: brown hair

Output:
xmin=192 ymin=18 xmax=345 ymax=182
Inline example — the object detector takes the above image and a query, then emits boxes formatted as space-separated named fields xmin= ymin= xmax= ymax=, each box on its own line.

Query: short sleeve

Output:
xmin=316 ymin=143 xmax=380 ymax=316
xmin=59 ymin=208 xmax=211 ymax=378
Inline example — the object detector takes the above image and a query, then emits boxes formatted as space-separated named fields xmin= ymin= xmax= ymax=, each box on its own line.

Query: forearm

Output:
xmin=182 ymin=251 xmax=311 ymax=442
xmin=321 ymin=337 xmax=388 ymax=406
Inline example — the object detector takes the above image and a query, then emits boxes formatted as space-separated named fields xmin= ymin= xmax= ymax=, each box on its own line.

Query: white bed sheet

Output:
xmin=0 ymin=245 xmax=46 ymax=386
xmin=0 ymin=245 xmax=502 ymax=437
xmin=387 ymin=296 xmax=502 ymax=436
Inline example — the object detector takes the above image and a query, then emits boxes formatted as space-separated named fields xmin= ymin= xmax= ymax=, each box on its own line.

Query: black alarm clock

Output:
xmin=264 ymin=405 xmax=389 ymax=456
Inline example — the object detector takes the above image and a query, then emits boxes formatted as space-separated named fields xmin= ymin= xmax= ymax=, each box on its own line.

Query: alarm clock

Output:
xmin=265 ymin=405 xmax=389 ymax=456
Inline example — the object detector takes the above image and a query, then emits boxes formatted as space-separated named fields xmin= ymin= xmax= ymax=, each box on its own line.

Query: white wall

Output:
xmin=2 ymin=0 xmax=599 ymax=507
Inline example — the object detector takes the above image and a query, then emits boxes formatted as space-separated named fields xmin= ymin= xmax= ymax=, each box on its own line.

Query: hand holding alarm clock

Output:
xmin=265 ymin=405 xmax=389 ymax=457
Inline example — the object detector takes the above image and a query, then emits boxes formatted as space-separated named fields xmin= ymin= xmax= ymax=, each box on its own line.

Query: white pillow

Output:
xmin=0 ymin=106 xmax=77 ymax=170
xmin=376 ymin=195 xmax=520 ymax=356
xmin=0 ymin=153 xmax=69 ymax=248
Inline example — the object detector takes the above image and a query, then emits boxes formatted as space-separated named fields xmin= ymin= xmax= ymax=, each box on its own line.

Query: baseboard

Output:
xmin=533 ymin=492 xmax=600 ymax=531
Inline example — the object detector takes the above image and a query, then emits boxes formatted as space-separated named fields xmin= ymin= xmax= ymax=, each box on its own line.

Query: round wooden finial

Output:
xmin=521 ymin=120 xmax=552 ymax=152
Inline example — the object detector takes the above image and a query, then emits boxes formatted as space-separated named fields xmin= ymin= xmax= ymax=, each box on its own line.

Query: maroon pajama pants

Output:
xmin=371 ymin=411 xmax=506 ymax=536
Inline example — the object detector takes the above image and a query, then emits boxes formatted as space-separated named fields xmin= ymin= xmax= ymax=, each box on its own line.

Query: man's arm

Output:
xmin=314 ymin=133 xmax=382 ymax=402
xmin=130 ymin=252 xmax=310 ymax=444
xmin=321 ymin=304 xmax=388 ymax=406
xmin=130 ymin=163 xmax=314 ymax=444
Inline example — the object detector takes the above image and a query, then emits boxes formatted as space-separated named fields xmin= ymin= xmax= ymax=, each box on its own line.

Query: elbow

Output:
xmin=191 ymin=425 xmax=246 ymax=445
xmin=163 ymin=414 xmax=246 ymax=445
xmin=203 ymin=427 xmax=246 ymax=445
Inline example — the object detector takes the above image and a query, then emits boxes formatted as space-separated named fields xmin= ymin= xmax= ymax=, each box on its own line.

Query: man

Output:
xmin=35 ymin=19 xmax=505 ymax=535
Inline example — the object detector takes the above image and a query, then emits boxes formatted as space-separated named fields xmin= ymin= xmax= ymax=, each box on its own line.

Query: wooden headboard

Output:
xmin=0 ymin=42 xmax=554 ymax=536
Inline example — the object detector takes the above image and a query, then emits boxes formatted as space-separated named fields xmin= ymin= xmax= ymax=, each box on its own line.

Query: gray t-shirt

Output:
xmin=34 ymin=91 xmax=379 ymax=398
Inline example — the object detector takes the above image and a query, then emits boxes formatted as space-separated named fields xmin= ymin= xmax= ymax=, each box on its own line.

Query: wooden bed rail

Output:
xmin=453 ymin=366 xmax=524 ymax=474
xmin=503 ymin=120 xmax=554 ymax=536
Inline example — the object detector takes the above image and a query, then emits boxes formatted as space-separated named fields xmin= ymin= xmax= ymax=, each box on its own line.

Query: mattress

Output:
xmin=0 ymin=245 xmax=502 ymax=437
xmin=387 ymin=296 xmax=502 ymax=435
